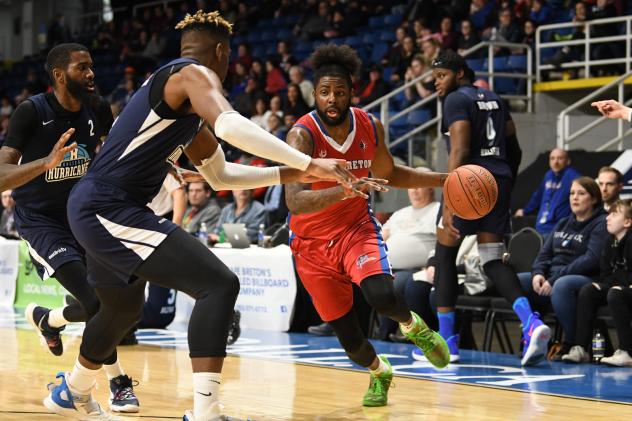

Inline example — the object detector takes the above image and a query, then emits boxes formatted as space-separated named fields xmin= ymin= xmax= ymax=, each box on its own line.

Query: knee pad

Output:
xmin=478 ymin=242 xmax=505 ymax=266
xmin=360 ymin=274 xmax=397 ymax=313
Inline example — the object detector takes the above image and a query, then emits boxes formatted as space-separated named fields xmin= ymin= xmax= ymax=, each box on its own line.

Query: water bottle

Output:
xmin=257 ymin=223 xmax=265 ymax=247
xmin=218 ymin=227 xmax=226 ymax=243
xmin=198 ymin=222 xmax=208 ymax=246
xmin=592 ymin=331 xmax=605 ymax=363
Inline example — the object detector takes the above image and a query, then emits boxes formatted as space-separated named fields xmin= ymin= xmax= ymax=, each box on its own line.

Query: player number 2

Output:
xmin=486 ymin=116 xmax=496 ymax=144
xmin=88 ymin=119 xmax=95 ymax=137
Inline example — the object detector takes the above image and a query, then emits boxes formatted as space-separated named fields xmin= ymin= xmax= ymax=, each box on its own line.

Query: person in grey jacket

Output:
xmin=181 ymin=181 xmax=221 ymax=235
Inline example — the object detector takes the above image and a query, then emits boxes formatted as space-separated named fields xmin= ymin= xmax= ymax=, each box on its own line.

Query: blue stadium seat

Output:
xmin=276 ymin=29 xmax=292 ymax=41
xmin=507 ymin=55 xmax=527 ymax=72
xmin=493 ymin=77 xmax=517 ymax=94
xmin=370 ymin=42 xmax=389 ymax=64
xmin=485 ymin=56 xmax=509 ymax=72
xmin=261 ymin=31 xmax=276 ymax=42
xmin=383 ymin=14 xmax=403 ymax=28
xmin=390 ymin=114 xmax=408 ymax=128
xmin=344 ymin=36 xmax=362 ymax=47
xmin=382 ymin=66 xmax=394 ymax=81
xmin=362 ymin=32 xmax=380 ymax=45
xmin=380 ymin=30 xmax=396 ymax=42
xmin=328 ymin=37 xmax=345 ymax=45
xmin=369 ymin=16 xmax=384 ymax=29
xmin=407 ymin=109 xmax=431 ymax=126
xmin=466 ymin=58 xmax=486 ymax=71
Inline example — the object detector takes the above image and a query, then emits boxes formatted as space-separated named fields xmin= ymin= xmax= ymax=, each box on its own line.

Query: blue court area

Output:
xmin=2 ymin=307 xmax=631 ymax=406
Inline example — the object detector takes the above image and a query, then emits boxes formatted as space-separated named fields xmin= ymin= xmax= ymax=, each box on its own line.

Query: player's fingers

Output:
xmin=57 ymin=128 xmax=75 ymax=146
xmin=61 ymin=142 xmax=78 ymax=154
xmin=361 ymin=177 xmax=389 ymax=185
xmin=350 ymin=187 xmax=368 ymax=199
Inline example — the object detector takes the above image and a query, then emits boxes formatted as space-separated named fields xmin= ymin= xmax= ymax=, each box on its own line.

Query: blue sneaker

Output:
xmin=109 ymin=374 xmax=139 ymax=413
xmin=521 ymin=312 xmax=551 ymax=366
xmin=43 ymin=371 xmax=118 ymax=420
xmin=412 ymin=334 xmax=460 ymax=363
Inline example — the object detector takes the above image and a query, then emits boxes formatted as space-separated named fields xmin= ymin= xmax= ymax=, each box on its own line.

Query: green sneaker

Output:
xmin=403 ymin=311 xmax=450 ymax=368
xmin=362 ymin=355 xmax=393 ymax=407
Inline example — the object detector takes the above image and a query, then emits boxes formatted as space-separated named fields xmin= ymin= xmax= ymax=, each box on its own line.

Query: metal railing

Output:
xmin=557 ymin=69 xmax=632 ymax=151
xmin=535 ymin=15 xmax=632 ymax=82
xmin=362 ymin=41 xmax=533 ymax=167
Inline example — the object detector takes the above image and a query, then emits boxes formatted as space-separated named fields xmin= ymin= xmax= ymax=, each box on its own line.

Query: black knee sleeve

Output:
xmin=607 ymin=287 xmax=625 ymax=305
xmin=329 ymin=310 xmax=376 ymax=367
xmin=434 ymin=243 xmax=459 ymax=308
xmin=55 ymin=261 xmax=100 ymax=322
xmin=360 ymin=274 xmax=409 ymax=322
xmin=483 ymin=260 xmax=523 ymax=304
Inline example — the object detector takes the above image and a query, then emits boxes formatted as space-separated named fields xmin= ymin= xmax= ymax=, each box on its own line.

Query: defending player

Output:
xmin=428 ymin=49 xmax=550 ymax=366
xmin=0 ymin=43 xmax=140 ymax=413
xmin=285 ymin=44 xmax=450 ymax=407
xmin=44 ymin=11 xmax=356 ymax=421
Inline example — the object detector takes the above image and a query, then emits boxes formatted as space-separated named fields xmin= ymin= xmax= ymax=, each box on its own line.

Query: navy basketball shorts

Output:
xmin=67 ymin=178 xmax=178 ymax=287
xmin=436 ymin=175 xmax=512 ymax=236
xmin=14 ymin=206 xmax=84 ymax=280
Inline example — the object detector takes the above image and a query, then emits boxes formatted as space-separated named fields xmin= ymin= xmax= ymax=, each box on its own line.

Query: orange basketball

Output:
xmin=443 ymin=165 xmax=498 ymax=220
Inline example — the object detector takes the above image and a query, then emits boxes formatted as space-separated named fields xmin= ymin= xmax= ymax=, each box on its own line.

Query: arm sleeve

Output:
xmin=3 ymin=100 xmax=38 ymax=153
xmin=443 ymin=92 xmax=471 ymax=128
xmin=549 ymin=218 xmax=608 ymax=284
xmin=195 ymin=144 xmax=281 ymax=191
xmin=213 ymin=110 xmax=311 ymax=170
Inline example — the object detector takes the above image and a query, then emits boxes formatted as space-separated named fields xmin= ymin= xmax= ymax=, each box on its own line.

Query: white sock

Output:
xmin=47 ymin=307 xmax=69 ymax=328
xmin=193 ymin=372 xmax=221 ymax=419
xmin=103 ymin=359 xmax=125 ymax=380
xmin=67 ymin=359 xmax=100 ymax=396
xmin=399 ymin=312 xmax=417 ymax=334
xmin=369 ymin=356 xmax=390 ymax=376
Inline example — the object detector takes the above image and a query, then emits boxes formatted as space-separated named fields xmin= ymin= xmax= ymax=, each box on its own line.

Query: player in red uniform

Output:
xmin=286 ymin=45 xmax=450 ymax=407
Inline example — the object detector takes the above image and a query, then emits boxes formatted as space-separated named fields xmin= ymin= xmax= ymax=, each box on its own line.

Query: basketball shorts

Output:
xmin=14 ymin=206 xmax=84 ymax=280
xmin=436 ymin=175 xmax=512 ymax=236
xmin=290 ymin=218 xmax=393 ymax=322
xmin=67 ymin=177 xmax=178 ymax=287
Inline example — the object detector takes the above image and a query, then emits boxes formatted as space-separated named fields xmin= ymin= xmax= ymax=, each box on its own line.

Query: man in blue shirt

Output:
xmin=515 ymin=148 xmax=580 ymax=235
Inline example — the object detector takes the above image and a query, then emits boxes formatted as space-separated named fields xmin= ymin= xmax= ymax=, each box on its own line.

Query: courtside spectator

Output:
xmin=211 ymin=189 xmax=266 ymax=244
xmin=597 ymin=166 xmax=624 ymax=211
xmin=182 ymin=182 xmax=221 ymax=236
xmin=0 ymin=190 xmax=17 ymax=237
xmin=515 ymin=148 xmax=581 ymax=236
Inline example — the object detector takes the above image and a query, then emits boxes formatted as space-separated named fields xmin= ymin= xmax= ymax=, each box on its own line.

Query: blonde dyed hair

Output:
xmin=175 ymin=10 xmax=233 ymax=35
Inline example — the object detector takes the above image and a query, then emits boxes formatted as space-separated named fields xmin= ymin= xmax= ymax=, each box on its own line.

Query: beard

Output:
xmin=66 ymin=76 xmax=100 ymax=106
xmin=316 ymin=104 xmax=350 ymax=127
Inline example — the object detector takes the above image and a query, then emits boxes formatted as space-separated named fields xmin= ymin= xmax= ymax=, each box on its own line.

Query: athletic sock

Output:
xmin=369 ymin=356 xmax=390 ymax=376
xmin=103 ymin=359 xmax=125 ymax=380
xmin=512 ymin=297 xmax=534 ymax=327
xmin=47 ymin=307 xmax=69 ymax=329
xmin=399 ymin=312 xmax=418 ymax=334
xmin=67 ymin=359 xmax=99 ymax=396
xmin=437 ymin=311 xmax=455 ymax=339
xmin=193 ymin=372 xmax=221 ymax=419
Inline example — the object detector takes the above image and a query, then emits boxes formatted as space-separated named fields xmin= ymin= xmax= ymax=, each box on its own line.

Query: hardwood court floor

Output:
xmin=0 ymin=328 xmax=626 ymax=420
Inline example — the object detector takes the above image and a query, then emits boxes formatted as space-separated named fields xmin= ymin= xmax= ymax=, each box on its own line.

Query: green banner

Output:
xmin=13 ymin=241 xmax=67 ymax=309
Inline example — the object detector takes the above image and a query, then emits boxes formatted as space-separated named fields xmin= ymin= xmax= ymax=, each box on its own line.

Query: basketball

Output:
xmin=443 ymin=165 xmax=498 ymax=220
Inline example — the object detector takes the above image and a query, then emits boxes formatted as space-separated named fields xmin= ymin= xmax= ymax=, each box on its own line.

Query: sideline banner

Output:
xmin=0 ymin=240 xmax=19 ymax=307
xmin=13 ymin=241 xmax=67 ymax=308
xmin=174 ymin=245 xmax=297 ymax=331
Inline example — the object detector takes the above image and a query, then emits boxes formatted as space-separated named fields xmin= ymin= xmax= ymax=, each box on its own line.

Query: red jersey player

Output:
xmin=285 ymin=45 xmax=450 ymax=407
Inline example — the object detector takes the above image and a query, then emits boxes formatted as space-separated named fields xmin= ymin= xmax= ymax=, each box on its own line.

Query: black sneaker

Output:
xmin=227 ymin=309 xmax=241 ymax=345
xmin=118 ymin=328 xmax=138 ymax=346
xmin=307 ymin=322 xmax=335 ymax=336
xmin=25 ymin=302 xmax=64 ymax=356
xmin=109 ymin=374 xmax=140 ymax=413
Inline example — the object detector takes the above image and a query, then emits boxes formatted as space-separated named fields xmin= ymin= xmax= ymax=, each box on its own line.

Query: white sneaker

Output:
xmin=561 ymin=345 xmax=590 ymax=364
xmin=601 ymin=349 xmax=632 ymax=367
xmin=183 ymin=402 xmax=226 ymax=421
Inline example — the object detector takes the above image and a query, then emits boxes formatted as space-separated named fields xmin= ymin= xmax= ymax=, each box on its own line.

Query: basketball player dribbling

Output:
xmin=285 ymin=44 xmax=451 ymax=407
xmin=43 ymin=11 xmax=357 ymax=421
xmin=429 ymin=49 xmax=550 ymax=366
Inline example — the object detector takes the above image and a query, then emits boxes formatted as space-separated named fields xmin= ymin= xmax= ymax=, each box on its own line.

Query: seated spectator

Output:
xmin=250 ymin=59 xmax=267 ymax=88
xmin=438 ymin=17 xmax=458 ymax=51
xmin=420 ymin=37 xmax=441 ymax=64
xmin=276 ymin=41 xmax=297 ymax=75
xmin=263 ymin=184 xmax=288 ymax=227
xmin=299 ymin=1 xmax=330 ymax=41
xmin=289 ymin=66 xmax=315 ymax=107
xmin=265 ymin=59 xmax=288 ymax=96
xmin=284 ymin=114 xmax=297 ymax=128
xmin=515 ymin=148 xmax=580 ymax=236
xmin=412 ymin=18 xmax=433 ymax=46
xmin=529 ymin=0 xmax=552 ymax=26
xmin=491 ymin=8 xmax=523 ymax=55
xmin=250 ymin=98 xmax=268 ymax=129
xmin=457 ymin=19 xmax=481 ymax=56
xmin=404 ymin=55 xmax=434 ymax=105
xmin=563 ymin=199 xmax=632 ymax=365
xmin=324 ymin=10 xmax=351 ymax=39
xmin=181 ymin=182 xmax=221 ymax=235
xmin=267 ymin=114 xmax=287 ymax=140
xmin=598 ymin=166 xmax=624 ymax=211
xmin=0 ymin=190 xmax=17 ymax=238
xmin=141 ymin=31 xmax=165 ymax=62
xmin=284 ymin=83 xmax=310 ymax=118
xmin=234 ymin=43 xmax=253 ymax=72
xmin=384 ymin=26 xmax=407 ymax=69
xmin=518 ymin=177 xmax=608 ymax=360
xmin=353 ymin=65 xmax=390 ymax=106
xmin=1 ymin=97 xmax=14 ymax=118
xmin=521 ymin=19 xmax=536 ymax=51
xmin=211 ymin=189 xmax=266 ymax=244
xmin=233 ymin=77 xmax=266 ymax=118
xmin=393 ymin=36 xmax=417 ymax=82
xmin=110 ymin=79 xmax=136 ymax=110
xmin=469 ymin=0 xmax=496 ymax=31
xmin=262 ymin=95 xmax=284 ymax=131
xmin=545 ymin=2 xmax=588 ymax=74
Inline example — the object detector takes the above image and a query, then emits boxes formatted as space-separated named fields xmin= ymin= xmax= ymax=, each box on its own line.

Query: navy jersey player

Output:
xmin=44 ymin=11 xmax=356 ymax=421
xmin=425 ymin=50 xmax=550 ymax=366
xmin=0 ymin=43 xmax=140 ymax=413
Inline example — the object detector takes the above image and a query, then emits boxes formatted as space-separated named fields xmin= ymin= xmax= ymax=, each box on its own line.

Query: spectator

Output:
xmin=384 ymin=26 xmax=407 ymax=68
xmin=1 ymin=97 xmax=14 ymax=118
xmin=563 ymin=199 xmax=632 ymax=365
xmin=394 ymin=35 xmax=417 ymax=81
xmin=353 ymin=65 xmax=390 ymax=106
xmin=590 ymin=0 xmax=621 ymax=76
xmin=413 ymin=18 xmax=433 ymax=46
xmin=211 ymin=189 xmax=266 ymax=244
xmin=438 ymin=17 xmax=458 ymax=51
xmin=457 ymin=19 xmax=481 ymax=56
xmin=513 ymin=0 xmax=532 ymax=23
xmin=469 ymin=0 xmax=496 ymax=31
xmin=24 ymin=70 xmax=47 ymax=96
xmin=545 ymin=1 xmax=589 ymax=74
xmin=263 ymin=184 xmax=288 ymax=227
xmin=229 ymin=62 xmax=249 ymax=97
xmin=276 ymin=41 xmax=297 ymax=74
xmin=110 ymin=79 xmax=136 ymax=111
xmin=597 ymin=166 xmax=625 ymax=211
xmin=235 ymin=43 xmax=253 ymax=71
xmin=515 ymin=148 xmax=581 ymax=236
xmin=0 ymin=190 xmax=17 ymax=237
xmin=181 ymin=182 xmax=221 ymax=235
xmin=530 ymin=0 xmax=552 ymax=26
xmin=284 ymin=83 xmax=310 ymax=118
xmin=142 ymin=32 xmax=165 ymax=62
xmin=521 ymin=19 xmax=536 ymax=50
xmin=518 ymin=177 xmax=608 ymax=360
xmin=420 ymin=37 xmax=441 ymax=64
xmin=299 ymin=1 xmax=330 ymax=41
xmin=234 ymin=2 xmax=255 ymax=35
xmin=262 ymin=95 xmax=284 ymax=130
xmin=232 ymin=77 xmax=266 ymax=118
xmin=284 ymin=114 xmax=297 ymax=128
xmin=0 ymin=117 xmax=8 ymax=145
xmin=492 ymin=8 xmax=523 ymax=55
xmin=404 ymin=55 xmax=434 ymax=105
xmin=250 ymin=98 xmax=268 ymax=129
xmin=324 ymin=10 xmax=351 ymax=39
xmin=267 ymin=113 xmax=287 ymax=139
xmin=47 ymin=14 xmax=71 ymax=48
xmin=250 ymin=59 xmax=267 ymax=88
xmin=265 ymin=59 xmax=287 ymax=96
xmin=289 ymin=65 xmax=315 ymax=107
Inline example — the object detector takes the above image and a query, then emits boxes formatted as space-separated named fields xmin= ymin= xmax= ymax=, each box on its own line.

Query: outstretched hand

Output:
xmin=591 ymin=100 xmax=632 ymax=120
xmin=44 ymin=128 xmax=76 ymax=170
xmin=342 ymin=177 xmax=389 ymax=199
xmin=171 ymin=167 xmax=206 ymax=185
